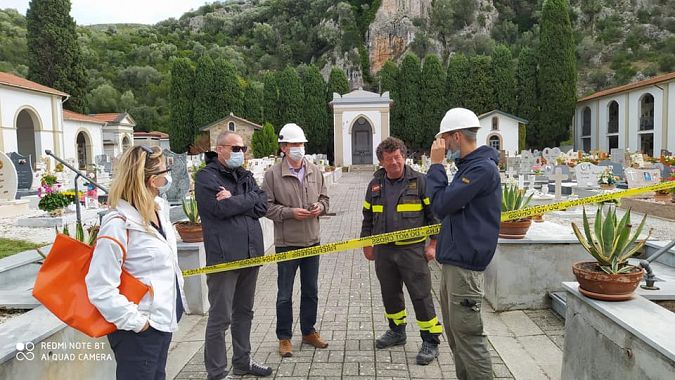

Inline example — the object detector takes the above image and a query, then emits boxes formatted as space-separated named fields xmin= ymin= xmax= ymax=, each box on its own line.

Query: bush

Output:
xmin=38 ymin=192 xmax=71 ymax=213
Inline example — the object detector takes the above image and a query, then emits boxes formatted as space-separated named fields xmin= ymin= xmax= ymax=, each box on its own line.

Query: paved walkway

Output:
xmin=170 ymin=172 xmax=564 ymax=379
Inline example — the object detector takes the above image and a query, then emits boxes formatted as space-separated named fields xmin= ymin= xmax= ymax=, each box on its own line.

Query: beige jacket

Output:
xmin=262 ymin=158 xmax=330 ymax=247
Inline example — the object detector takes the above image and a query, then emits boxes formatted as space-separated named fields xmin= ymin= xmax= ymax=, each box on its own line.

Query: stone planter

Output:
xmin=174 ymin=222 xmax=203 ymax=243
xmin=572 ymin=261 xmax=644 ymax=301
xmin=498 ymin=218 xmax=532 ymax=239
xmin=654 ymin=192 xmax=670 ymax=202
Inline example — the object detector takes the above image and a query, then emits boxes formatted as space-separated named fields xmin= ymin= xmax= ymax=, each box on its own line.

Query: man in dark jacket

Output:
xmin=426 ymin=108 xmax=501 ymax=380
xmin=195 ymin=131 xmax=272 ymax=379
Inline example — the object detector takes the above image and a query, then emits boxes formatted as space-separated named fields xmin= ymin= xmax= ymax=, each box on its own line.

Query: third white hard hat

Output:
xmin=435 ymin=108 xmax=481 ymax=138
xmin=278 ymin=123 xmax=308 ymax=143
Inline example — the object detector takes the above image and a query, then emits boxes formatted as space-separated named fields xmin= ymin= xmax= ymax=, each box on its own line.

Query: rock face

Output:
xmin=367 ymin=0 xmax=432 ymax=73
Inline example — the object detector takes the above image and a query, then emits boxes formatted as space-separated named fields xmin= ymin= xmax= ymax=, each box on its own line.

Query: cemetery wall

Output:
xmin=596 ymin=96 xmax=627 ymax=152
xmin=669 ymin=81 xmax=675 ymax=150
xmin=0 ymin=86 xmax=60 ymax=154
xmin=628 ymin=87 xmax=663 ymax=153
xmin=62 ymin=120 xmax=104 ymax=165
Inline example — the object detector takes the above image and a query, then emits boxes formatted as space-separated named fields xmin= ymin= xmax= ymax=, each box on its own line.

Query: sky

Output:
xmin=4 ymin=0 xmax=210 ymax=25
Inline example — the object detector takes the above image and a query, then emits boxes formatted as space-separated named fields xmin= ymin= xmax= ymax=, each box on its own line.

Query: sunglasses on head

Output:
xmin=220 ymin=145 xmax=248 ymax=153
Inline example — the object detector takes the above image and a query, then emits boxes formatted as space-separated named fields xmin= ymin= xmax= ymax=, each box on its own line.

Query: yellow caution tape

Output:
xmin=182 ymin=180 xmax=675 ymax=277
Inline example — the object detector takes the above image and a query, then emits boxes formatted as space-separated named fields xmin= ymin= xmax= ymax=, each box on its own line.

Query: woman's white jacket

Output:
xmin=86 ymin=197 xmax=186 ymax=333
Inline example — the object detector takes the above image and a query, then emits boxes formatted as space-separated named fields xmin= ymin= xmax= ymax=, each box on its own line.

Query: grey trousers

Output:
xmin=439 ymin=264 xmax=493 ymax=380
xmin=204 ymin=267 xmax=259 ymax=380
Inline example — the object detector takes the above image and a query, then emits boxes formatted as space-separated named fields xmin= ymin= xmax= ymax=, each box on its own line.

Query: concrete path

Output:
xmin=170 ymin=171 xmax=564 ymax=379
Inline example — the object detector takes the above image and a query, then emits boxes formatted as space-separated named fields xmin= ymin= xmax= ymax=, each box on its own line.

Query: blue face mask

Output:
xmin=157 ymin=174 xmax=172 ymax=194
xmin=446 ymin=149 xmax=460 ymax=161
xmin=225 ymin=151 xmax=244 ymax=168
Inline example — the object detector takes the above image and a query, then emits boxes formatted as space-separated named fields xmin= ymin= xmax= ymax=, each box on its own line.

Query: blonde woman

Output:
xmin=86 ymin=145 xmax=186 ymax=380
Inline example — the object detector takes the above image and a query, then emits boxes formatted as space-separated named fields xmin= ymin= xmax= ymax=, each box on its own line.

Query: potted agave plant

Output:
xmin=499 ymin=183 xmax=534 ymax=239
xmin=174 ymin=195 xmax=203 ymax=243
xmin=571 ymin=207 xmax=649 ymax=301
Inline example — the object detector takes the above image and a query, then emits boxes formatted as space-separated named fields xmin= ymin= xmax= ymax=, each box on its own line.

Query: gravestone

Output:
xmin=598 ymin=160 xmax=625 ymax=179
xmin=624 ymin=168 xmax=661 ymax=189
xmin=163 ymin=149 xmax=189 ymax=204
xmin=519 ymin=150 xmax=536 ymax=174
xmin=507 ymin=157 xmax=520 ymax=172
xmin=654 ymin=163 xmax=670 ymax=181
xmin=0 ymin=152 xmax=18 ymax=201
xmin=610 ymin=148 xmax=625 ymax=165
xmin=96 ymin=154 xmax=112 ymax=174
xmin=576 ymin=162 xmax=605 ymax=188
xmin=542 ymin=147 xmax=562 ymax=165
xmin=548 ymin=168 xmax=568 ymax=201
xmin=9 ymin=152 xmax=33 ymax=190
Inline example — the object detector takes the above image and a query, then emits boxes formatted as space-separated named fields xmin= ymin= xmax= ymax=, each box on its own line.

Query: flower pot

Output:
xmin=499 ymin=218 xmax=532 ymax=239
xmin=572 ymin=261 xmax=644 ymax=301
xmin=655 ymin=192 xmax=670 ymax=202
xmin=175 ymin=222 xmax=203 ymax=243
xmin=48 ymin=208 xmax=66 ymax=217
xmin=600 ymin=184 xmax=615 ymax=190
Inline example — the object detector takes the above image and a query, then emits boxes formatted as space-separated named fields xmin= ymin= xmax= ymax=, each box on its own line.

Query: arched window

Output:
xmin=638 ymin=94 xmax=654 ymax=156
xmin=228 ymin=121 xmax=236 ymax=131
xmin=488 ymin=135 xmax=501 ymax=150
xmin=581 ymin=107 xmax=592 ymax=152
xmin=607 ymin=101 xmax=619 ymax=150
xmin=491 ymin=117 xmax=499 ymax=131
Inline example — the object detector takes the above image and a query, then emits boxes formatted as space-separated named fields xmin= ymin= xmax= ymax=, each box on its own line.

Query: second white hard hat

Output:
xmin=435 ymin=108 xmax=481 ymax=138
xmin=278 ymin=123 xmax=308 ymax=143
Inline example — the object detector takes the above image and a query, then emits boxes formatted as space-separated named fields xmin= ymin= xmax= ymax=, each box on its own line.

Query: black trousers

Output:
xmin=107 ymin=327 xmax=173 ymax=380
xmin=375 ymin=243 xmax=441 ymax=344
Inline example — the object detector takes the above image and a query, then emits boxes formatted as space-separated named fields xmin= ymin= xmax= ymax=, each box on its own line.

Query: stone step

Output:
xmin=348 ymin=164 xmax=376 ymax=172
xmin=0 ymin=290 xmax=39 ymax=309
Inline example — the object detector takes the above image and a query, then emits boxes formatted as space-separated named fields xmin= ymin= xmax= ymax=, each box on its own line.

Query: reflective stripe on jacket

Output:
xmin=360 ymin=165 xmax=438 ymax=245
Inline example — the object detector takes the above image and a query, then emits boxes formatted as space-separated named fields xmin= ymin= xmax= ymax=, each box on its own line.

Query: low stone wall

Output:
xmin=0 ymin=307 xmax=115 ymax=379
xmin=484 ymin=221 xmax=586 ymax=311
xmin=562 ymin=282 xmax=675 ymax=379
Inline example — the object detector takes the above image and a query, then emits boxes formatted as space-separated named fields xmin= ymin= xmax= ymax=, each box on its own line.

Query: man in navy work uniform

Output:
xmin=426 ymin=108 xmax=501 ymax=380
xmin=361 ymin=136 xmax=443 ymax=365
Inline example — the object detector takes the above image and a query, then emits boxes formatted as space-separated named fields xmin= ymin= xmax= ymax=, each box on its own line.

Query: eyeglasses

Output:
xmin=219 ymin=145 xmax=248 ymax=153
xmin=140 ymin=145 xmax=154 ymax=154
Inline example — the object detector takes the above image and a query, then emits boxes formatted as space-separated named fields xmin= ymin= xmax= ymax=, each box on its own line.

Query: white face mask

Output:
xmin=288 ymin=147 xmax=305 ymax=162
xmin=157 ymin=174 xmax=172 ymax=193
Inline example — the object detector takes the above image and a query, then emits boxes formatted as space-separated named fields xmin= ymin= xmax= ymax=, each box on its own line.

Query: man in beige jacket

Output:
xmin=262 ymin=123 xmax=330 ymax=358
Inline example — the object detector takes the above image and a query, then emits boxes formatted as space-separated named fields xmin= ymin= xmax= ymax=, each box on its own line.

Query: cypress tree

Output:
xmin=446 ymin=53 xmax=470 ymax=108
xmin=302 ymin=65 xmax=329 ymax=154
xmin=252 ymin=122 xmax=279 ymax=158
xmin=213 ymin=59 xmax=242 ymax=119
xmin=263 ymin=71 xmax=282 ymax=131
xmin=538 ymin=0 xmax=577 ymax=148
xmin=379 ymin=60 xmax=400 ymax=143
xmin=26 ymin=0 xmax=88 ymax=112
xmin=277 ymin=66 xmax=304 ymax=127
xmin=192 ymin=55 xmax=219 ymax=128
xmin=169 ymin=58 xmax=195 ymax=153
xmin=465 ymin=55 xmax=495 ymax=115
xmin=326 ymin=68 xmax=349 ymax=163
xmin=516 ymin=47 xmax=539 ymax=148
xmin=242 ymin=82 xmax=264 ymax=125
xmin=396 ymin=54 xmax=422 ymax=150
xmin=420 ymin=55 xmax=446 ymax=149
xmin=491 ymin=44 xmax=516 ymax=114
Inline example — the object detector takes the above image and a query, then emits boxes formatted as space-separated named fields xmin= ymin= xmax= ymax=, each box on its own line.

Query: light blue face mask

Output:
xmin=157 ymin=174 xmax=172 ymax=193
xmin=226 ymin=151 xmax=244 ymax=168
xmin=446 ymin=149 xmax=460 ymax=161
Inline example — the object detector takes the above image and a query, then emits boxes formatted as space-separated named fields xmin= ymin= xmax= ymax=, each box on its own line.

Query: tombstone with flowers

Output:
xmin=597 ymin=168 xmax=618 ymax=190
xmin=37 ymin=173 xmax=71 ymax=216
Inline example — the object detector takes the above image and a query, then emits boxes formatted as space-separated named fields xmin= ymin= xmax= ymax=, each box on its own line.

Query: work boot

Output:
xmin=416 ymin=341 xmax=439 ymax=365
xmin=375 ymin=329 xmax=407 ymax=349
xmin=302 ymin=331 xmax=328 ymax=348
xmin=279 ymin=339 xmax=293 ymax=357
xmin=232 ymin=358 xmax=273 ymax=377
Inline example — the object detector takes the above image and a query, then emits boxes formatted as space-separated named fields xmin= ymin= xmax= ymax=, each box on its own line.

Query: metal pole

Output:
xmin=44 ymin=150 xmax=109 ymax=194
xmin=74 ymin=174 xmax=82 ymax=226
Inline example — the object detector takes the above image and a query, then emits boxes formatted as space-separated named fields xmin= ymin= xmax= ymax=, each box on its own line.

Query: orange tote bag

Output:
xmin=32 ymin=233 xmax=151 ymax=338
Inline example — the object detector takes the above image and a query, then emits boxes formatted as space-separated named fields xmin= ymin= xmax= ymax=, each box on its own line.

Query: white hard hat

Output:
xmin=435 ymin=108 xmax=481 ymax=138
xmin=278 ymin=123 xmax=308 ymax=143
